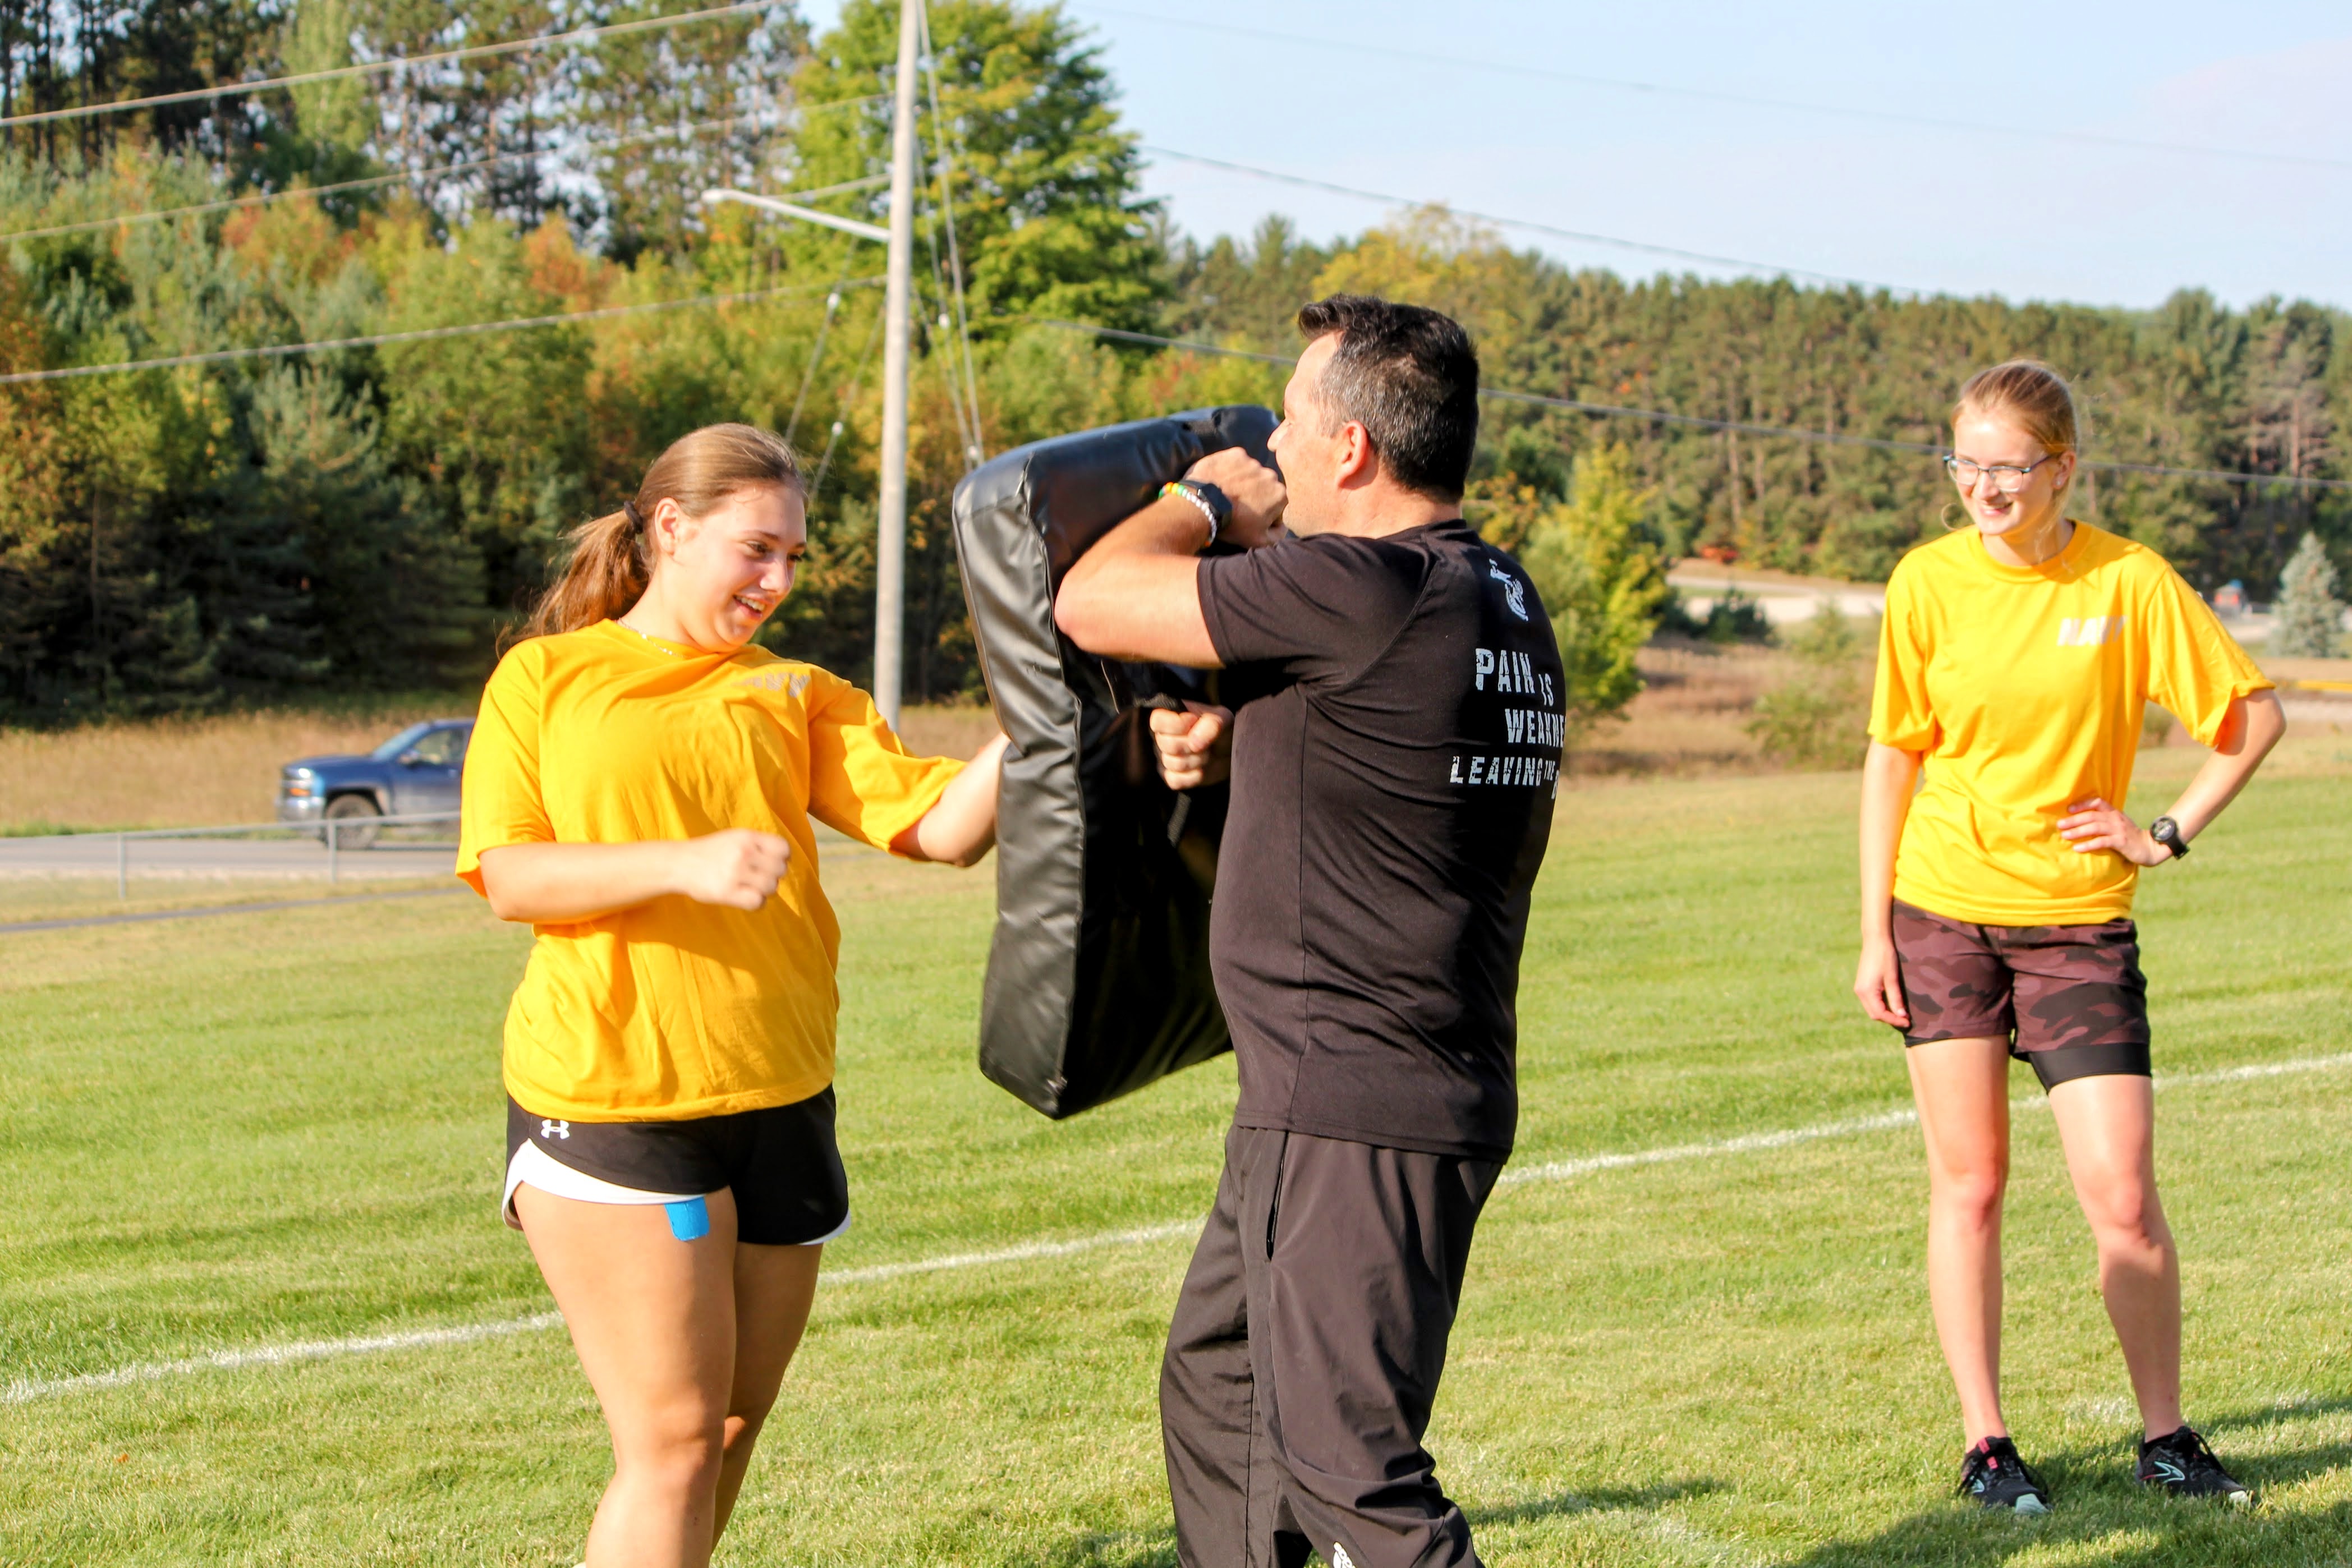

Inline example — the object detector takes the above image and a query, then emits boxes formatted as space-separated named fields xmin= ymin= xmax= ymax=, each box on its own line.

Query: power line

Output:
xmin=1078 ymin=3 xmax=2352 ymax=177
xmin=920 ymin=1 xmax=985 ymax=465
xmin=0 ymin=0 xmax=792 ymax=131
xmin=1142 ymin=145 xmax=1912 ymax=293
xmin=0 ymin=96 xmax=890 ymax=247
xmin=0 ymin=277 xmax=881 ymax=386
xmin=807 ymin=305 xmax=890 ymax=503
xmin=1028 ymin=319 xmax=2352 ymax=492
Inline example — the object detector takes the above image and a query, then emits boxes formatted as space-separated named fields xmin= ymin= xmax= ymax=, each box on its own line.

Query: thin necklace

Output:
xmin=615 ymin=617 xmax=681 ymax=656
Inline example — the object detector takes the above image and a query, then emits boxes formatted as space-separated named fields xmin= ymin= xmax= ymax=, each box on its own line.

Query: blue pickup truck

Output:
xmin=277 ymin=719 xmax=474 ymax=847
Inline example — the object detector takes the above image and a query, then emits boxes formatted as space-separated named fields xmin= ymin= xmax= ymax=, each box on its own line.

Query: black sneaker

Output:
xmin=1959 ymin=1436 xmax=2052 ymax=1514
xmin=2137 ymin=1426 xmax=2252 ymax=1506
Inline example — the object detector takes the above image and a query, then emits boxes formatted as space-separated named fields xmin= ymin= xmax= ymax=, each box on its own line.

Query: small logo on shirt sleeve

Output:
xmin=1489 ymin=560 xmax=1530 ymax=622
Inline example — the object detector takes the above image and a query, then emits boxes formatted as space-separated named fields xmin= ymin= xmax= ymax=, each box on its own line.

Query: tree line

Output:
xmin=0 ymin=0 xmax=2342 ymax=722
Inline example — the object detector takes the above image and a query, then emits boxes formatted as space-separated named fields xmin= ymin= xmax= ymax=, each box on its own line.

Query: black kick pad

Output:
xmin=952 ymin=404 xmax=1278 ymax=1118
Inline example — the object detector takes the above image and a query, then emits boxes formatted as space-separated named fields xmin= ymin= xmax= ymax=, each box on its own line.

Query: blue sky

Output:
xmin=802 ymin=1 xmax=2351 ymax=311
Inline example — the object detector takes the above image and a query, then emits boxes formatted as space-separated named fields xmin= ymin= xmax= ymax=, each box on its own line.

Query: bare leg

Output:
xmin=2047 ymin=1074 xmax=2183 ymax=1439
xmin=713 ymin=1241 xmax=822 ymax=1540
xmin=1907 ymin=1037 xmax=2014 ymax=1445
xmin=516 ymin=1186 xmax=741 ymax=1568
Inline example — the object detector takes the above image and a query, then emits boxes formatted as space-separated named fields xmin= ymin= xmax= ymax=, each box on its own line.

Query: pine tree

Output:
xmin=2272 ymin=531 xmax=2346 ymax=658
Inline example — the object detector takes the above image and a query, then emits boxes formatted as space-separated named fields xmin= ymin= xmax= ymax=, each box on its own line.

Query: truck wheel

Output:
xmin=324 ymin=794 xmax=382 ymax=850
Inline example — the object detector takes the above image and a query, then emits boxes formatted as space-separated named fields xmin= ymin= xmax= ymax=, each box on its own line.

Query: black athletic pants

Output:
xmin=1161 ymin=1124 xmax=1502 ymax=1568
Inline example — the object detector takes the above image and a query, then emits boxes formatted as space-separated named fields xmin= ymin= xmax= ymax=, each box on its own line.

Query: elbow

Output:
xmin=2253 ymin=699 xmax=2288 ymax=756
xmin=476 ymin=866 xmax=532 ymax=923
xmin=1053 ymin=580 xmax=1101 ymax=651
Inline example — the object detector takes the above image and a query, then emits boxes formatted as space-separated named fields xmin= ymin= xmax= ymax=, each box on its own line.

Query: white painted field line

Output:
xmin=11 ymin=1051 xmax=2346 ymax=1405
xmin=2 ymin=1312 xmax=562 ymax=1405
xmin=823 ymin=1219 xmax=1198 ymax=1285
xmin=1498 ymin=1109 xmax=1920 ymax=1188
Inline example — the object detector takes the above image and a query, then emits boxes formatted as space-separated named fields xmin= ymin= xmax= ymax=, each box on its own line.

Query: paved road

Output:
xmin=1666 ymin=566 xmax=1886 ymax=627
xmin=0 ymin=824 xmax=876 ymax=883
xmin=0 ymin=834 xmax=457 ymax=882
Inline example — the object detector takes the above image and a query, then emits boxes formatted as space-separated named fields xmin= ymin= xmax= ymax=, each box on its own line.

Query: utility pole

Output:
xmin=874 ymin=0 xmax=922 ymax=729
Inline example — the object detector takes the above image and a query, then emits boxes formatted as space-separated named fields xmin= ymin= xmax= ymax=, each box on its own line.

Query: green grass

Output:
xmin=3 ymin=746 xmax=2348 ymax=1566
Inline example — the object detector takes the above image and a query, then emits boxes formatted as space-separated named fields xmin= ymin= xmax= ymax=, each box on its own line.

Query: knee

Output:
xmin=2082 ymin=1179 xmax=2169 ymax=1254
xmin=615 ymin=1407 xmax=727 ymax=1495
xmin=1932 ymin=1166 xmax=2007 ymax=1231
xmin=723 ymin=1397 xmax=777 ymax=1457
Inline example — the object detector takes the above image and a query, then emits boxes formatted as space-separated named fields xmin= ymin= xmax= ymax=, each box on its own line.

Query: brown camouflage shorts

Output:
xmin=1890 ymin=899 xmax=2151 ymax=1089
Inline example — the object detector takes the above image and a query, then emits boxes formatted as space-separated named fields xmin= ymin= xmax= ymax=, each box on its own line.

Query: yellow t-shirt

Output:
xmin=456 ymin=620 xmax=964 ymax=1121
xmin=1869 ymin=522 xmax=2271 ymax=927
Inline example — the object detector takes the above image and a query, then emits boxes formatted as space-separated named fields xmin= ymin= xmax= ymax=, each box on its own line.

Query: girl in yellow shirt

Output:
xmin=458 ymin=424 xmax=1007 ymax=1568
xmin=1857 ymin=362 xmax=2283 ymax=1515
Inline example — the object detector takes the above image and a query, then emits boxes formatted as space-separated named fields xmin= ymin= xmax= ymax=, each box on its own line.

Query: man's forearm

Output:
xmin=1054 ymin=495 xmax=1223 ymax=666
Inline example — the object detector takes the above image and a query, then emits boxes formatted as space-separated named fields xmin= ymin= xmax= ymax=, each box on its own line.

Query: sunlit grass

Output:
xmin=1 ymin=753 xmax=2346 ymax=1565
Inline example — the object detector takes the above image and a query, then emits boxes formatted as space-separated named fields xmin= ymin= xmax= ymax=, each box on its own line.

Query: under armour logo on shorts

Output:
xmin=1331 ymin=1544 xmax=1356 ymax=1568
xmin=540 ymin=1119 xmax=570 ymax=1140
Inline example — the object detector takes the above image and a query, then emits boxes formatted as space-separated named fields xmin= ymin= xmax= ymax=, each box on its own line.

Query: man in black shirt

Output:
xmin=1056 ymin=295 xmax=1563 ymax=1568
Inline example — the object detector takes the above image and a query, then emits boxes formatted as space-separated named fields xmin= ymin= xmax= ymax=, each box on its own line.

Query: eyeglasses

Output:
xmin=1944 ymin=453 xmax=2061 ymax=493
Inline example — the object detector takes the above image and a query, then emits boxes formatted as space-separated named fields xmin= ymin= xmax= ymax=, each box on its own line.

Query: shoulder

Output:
xmin=509 ymin=623 xmax=615 ymax=668
xmin=1890 ymin=530 xmax=1974 ymax=583
xmin=783 ymin=660 xmax=860 ymax=713
xmin=1885 ymin=529 xmax=2001 ymax=608
xmin=1239 ymin=530 xmax=1441 ymax=592
xmin=2078 ymin=525 xmax=2179 ymax=585
xmin=486 ymin=629 xmax=565 ymax=691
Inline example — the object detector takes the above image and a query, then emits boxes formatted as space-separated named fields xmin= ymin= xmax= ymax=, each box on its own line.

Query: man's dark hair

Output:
xmin=1294 ymin=294 xmax=1480 ymax=502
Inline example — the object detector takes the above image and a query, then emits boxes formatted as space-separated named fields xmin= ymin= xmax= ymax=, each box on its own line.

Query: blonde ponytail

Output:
xmin=517 ymin=425 xmax=803 ymax=645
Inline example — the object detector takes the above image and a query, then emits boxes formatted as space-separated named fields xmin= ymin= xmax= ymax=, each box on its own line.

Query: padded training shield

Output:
xmin=953 ymin=405 xmax=1278 ymax=1118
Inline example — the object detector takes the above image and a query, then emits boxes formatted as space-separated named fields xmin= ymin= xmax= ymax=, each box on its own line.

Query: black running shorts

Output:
xmin=1890 ymin=899 xmax=2152 ymax=1090
xmin=504 ymin=1088 xmax=851 ymax=1246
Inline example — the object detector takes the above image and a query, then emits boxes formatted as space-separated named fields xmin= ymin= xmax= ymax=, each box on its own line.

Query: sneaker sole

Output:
xmin=2138 ymin=1482 xmax=2254 ymax=1506
xmin=2013 ymin=1496 xmax=2050 ymax=1516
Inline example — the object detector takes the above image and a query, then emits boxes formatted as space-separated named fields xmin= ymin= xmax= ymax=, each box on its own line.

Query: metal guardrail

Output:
xmin=77 ymin=812 xmax=462 ymax=899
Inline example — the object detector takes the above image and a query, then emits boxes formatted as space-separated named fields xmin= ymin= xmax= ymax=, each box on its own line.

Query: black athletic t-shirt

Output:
xmin=1196 ymin=519 xmax=1564 ymax=1160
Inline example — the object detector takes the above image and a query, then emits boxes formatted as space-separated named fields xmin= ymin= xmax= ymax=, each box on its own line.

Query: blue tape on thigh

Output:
xmin=664 ymin=1196 xmax=710 ymax=1241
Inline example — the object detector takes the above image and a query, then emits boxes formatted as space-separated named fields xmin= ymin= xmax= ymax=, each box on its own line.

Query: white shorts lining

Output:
xmin=502 ymin=1139 xmax=851 ymax=1246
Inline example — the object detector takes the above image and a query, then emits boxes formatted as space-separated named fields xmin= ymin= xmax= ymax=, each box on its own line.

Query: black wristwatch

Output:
xmin=1160 ymin=479 xmax=1231 ymax=546
xmin=2149 ymin=815 xmax=2190 ymax=861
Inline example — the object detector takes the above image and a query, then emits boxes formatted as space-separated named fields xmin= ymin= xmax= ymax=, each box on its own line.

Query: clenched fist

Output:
xmin=1184 ymin=448 xmax=1287 ymax=549
xmin=1150 ymin=701 xmax=1233 ymax=791
xmin=676 ymin=829 xmax=793 ymax=910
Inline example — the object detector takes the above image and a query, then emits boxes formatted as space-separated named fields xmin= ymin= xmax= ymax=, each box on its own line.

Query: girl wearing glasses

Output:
xmin=1855 ymin=361 xmax=2284 ymax=1513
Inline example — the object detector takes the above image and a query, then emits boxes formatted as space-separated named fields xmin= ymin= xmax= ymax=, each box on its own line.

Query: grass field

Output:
xmin=3 ymin=744 xmax=2349 ymax=1566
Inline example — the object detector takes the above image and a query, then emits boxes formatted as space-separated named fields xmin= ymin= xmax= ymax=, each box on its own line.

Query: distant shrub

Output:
xmin=1657 ymin=585 xmax=1776 ymax=645
xmin=1747 ymin=602 xmax=1876 ymax=769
